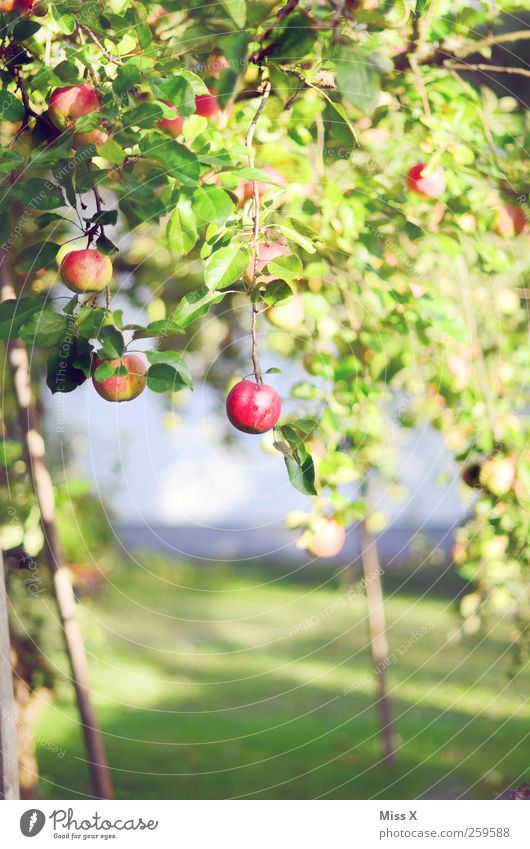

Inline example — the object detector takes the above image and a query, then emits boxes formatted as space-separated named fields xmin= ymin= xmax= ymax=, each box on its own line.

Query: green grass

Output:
xmin=36 ymin=557 xmax=529 ymax=800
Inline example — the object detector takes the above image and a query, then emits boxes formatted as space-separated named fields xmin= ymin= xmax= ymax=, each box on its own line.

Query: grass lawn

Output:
xmin=36 ymin=556 xmax=529 ymax=800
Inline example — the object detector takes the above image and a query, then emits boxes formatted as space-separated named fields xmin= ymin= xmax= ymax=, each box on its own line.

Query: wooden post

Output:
xmin=0 ymin=549 xmax=20 ymax=800
xmin=0 ymin=261 xmax=114 ymax=799
xmin=360 ymin=516 xmax=397 ymax=765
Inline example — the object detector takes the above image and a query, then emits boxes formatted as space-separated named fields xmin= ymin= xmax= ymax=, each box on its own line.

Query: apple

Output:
xmin=206 ymin=51 xmax=230 ymax=79
xmin=462 ymin=462 xmax=482 ymax=489
xmin=479 ymin=457 xmax=516 ymax=497
xmin=73 ymin=128 xmax=109 ymax=148
xmin=305 ymin=518 xmax=345 ymax=558
xmin=0 ymin=0 xmax=45 ymax=10
xmin=195 ymin=88 xmax=221 ymax=120
xmin=266 ymin=293 xmax=304 ymax=330
xmin=92 ymin=354 xmax=147 ymax=402
xmin=447 ymin=355 xmax=471 ymax=391
xmin=157 ymin=87 xmax=225 ymax=136
xmin=407 ymin=163 xmax=446 ymax=199
xmin=60 ymin=249 xmax=113 ymax=294
xmin=235 ymin=167 xmax=286 ymax=206
xmin=156 ymin=101 xmax=185 ymax=137
xmin=226 ymin=380 xmax=281 ymax=434
xmin=496 ymin=204 xmax=527 ymax=238
xmin=244 ymin=240 xmax=290 ymax=285
xmin=48 ymin=84 xmax=101 ymax=131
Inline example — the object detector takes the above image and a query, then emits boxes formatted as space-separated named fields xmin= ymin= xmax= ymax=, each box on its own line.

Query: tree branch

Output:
xmin=445 ymin=62 xmax=530 ymax=78
xmin=78 ymin=24 xmax=123 ymax=66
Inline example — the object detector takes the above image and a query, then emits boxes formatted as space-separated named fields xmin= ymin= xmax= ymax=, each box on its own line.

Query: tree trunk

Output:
xmin=0 ymin=261 xmax=114 ymax=799
xmin=0 ymin=549 xmax=20 ymax=800
xmin=360 ymin=519 xmax=397 ymax=765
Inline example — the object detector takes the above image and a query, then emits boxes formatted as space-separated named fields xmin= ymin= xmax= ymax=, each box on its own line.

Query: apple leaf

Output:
xmin=284 ymin=453 xmax=317 ymax=496
xmin=191 ymin=185 xmax=235 ymax=227
xmin=99 ymin=326 xmax=125 ymax=359
xmin=146 ymin=350 xmax=192 ymax=386
xmin=171 ymin=286 xmax=227 ymax=329
xmin=19 ymin=311 xmax=68 ymax=348
xmin=167 ymin=204 xmax=198 ymax=256
xmin=0 ymin=297 xmax=45 ymax=340
xmin=15 ymin=242 xmax=60 ymax=274
xmin=0 ymin=90 xmax=24 ymax=122
xmin=220 ymin=0 xmax=246 ymax=28
xmin=146 ymin=363 xmax=191 ymax=393
xmin=204 ymin=244 xmax=250 ymax=290
xmin=265 ymin=253 xmax=303 ymax=282
xmin=261 ymin=280 xmax=295 ymax=306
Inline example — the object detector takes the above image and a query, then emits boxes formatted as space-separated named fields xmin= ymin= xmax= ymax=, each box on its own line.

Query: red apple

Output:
xmin=235 ymin=167 xmax=286 ymax=206
xmin=244 ymin=241 xmax=290 ymax=285
xmin=306 ymin=518 xmax=345 ymax=558
xmin=407 ymin=163 xmax=446 ymax=199
xmin=266 ymin=293 xmax=304 ymax=330
xmin=48 ymin=84 xmax=101 ymax=131
xmin=92 ymin=354 xmax=147 ymax=402
xmin=73 ymin=128 xmax=109 ymax=148
xmin=195 ymin=88 xmax=221 ymax=120
xmin=479 ymin=457 xmax=516 ymax=497
xmin=60 ymin=249 xmax=112 ymax=294
xmin=156 ymin=101 xmax=185 ymax=137
xmin=496 ymin=205 xmax=527 ymax=238
xmin=226 ymin=380 xmax=281 ymax=434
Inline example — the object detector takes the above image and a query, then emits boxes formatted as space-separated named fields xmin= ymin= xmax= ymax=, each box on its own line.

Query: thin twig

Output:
xmin=454 ymin=29 xmax=530 ymax=59
xmin=445 ymin=62 xmax=530 ymax=78
xmin=78 ymin=23 xmax=123 ymax=66
xmin=246 ymin=79 xmax=272 ymax=384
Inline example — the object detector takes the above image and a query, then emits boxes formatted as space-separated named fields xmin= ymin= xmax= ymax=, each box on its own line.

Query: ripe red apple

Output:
xmin=306 ymin=518 xmax=345 ymax=558
xmin=48 ymin=84 xmax=101 ymax=131
xmin=156 ymin=101 xmax=185 ymax=137
xmin=92 ymin=354 xmax=147 ymax=402
xmin=195 ymin=88 xmax=221 ymax=120
xmin=244 ymin=241 xmax=290 ymax=285
xmin=60 ymin=249 xmax=112 ymax=294
xmin=496 ymin=205 xmax=527 ymax=238
xmin=407 ymin=163 xmax=446 ymax=199
xmin=266 ymin=293 xmax=304 ymax=330
xmin=226 ymin=380 xmax=281 ymax=434
xmin=206 ymin=51 xmax=230 ymax=79
xmin=73 ymin=128 xmax=109 ymax=148
xmin=479 ymin=457 xmax=516 ymax=497
xmin=235 ymin=167 xmax=286 ymax=206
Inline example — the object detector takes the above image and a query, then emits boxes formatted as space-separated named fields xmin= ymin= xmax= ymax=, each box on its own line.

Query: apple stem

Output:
xmin=251 ymin=301 xmax=263 ymax=385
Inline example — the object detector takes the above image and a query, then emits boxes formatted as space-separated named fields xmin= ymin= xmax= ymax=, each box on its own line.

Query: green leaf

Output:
xmin=0 ymin=150 xmax=23 ymax=174
xmin=281 ymin=222 xmax=316 ymax=254
xmin=13 ymin=19 xmax=41 ymax=41
xmin=284 ymin=453 xmax=317 ymax=496
xmin=266 ymin=253 xmax=303 ymax=281
xmin=19 ymin=311 xmax=68 ymax=348
xmin=99 ymin=325 xmax=125 ymax=359
xmin=146 ymin=362 xmax=191 ymax=393
xmin=171 ymin=286 xmax=226 ymax=329
xmin=0 ymin=297 xmax=43 ymax=340
xmin=140 ymin=133 xmax=200 ymax=185
xmin=220 ymin=0 xmax=246 ymax=28
xmin=112 ymin=60 xmax=142 ymax=96
xmin=11 ymin=178 xmax=65 ymax=210
xmin=335 ymin=47 xmax=383 ymax=113
xmin=16 ymin=242 xmax=60 ymax=274
xmin=204 ymin=244 xmax=250 ymax=290
xmin=149 ymin=76 xmax=196 ymax=115
xmin=0 ymin=90 xmax=24 ymax=123
xmin=97 ymin=139 xmax=126 ymax=165
xmin=47 ymin=337 xmax=90 ymax=394
xmin=145 ymin=350 xmax=192 ymax=386
xmin=76 ymin=307 xmax=106 ymax=340
xmin=261 ymin=280 xmax=295 ymax=306
xmin=167 ymin=204 xmax=198 ymax=256
xmin=191 ymin=185 xmax=235 ymax=227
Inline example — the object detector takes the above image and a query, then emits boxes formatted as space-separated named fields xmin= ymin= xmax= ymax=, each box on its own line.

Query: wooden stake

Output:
xmin=0 ymin=550 xmax=20 ymax=800
xmin=0 ymin=261 xmax=114 ymax=799
xmin=360 ymin=518 xmax=397 ymax=765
